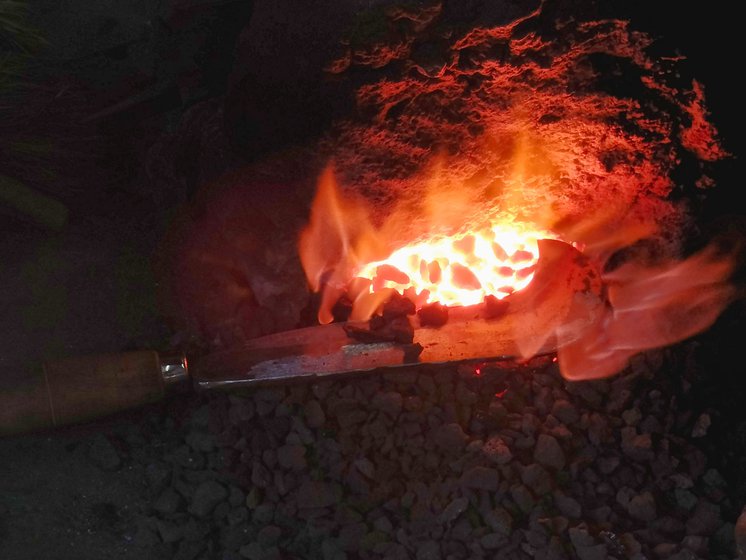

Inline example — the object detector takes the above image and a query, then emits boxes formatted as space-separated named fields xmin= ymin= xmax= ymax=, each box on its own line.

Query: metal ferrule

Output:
xmin=158 ymin=352 xmax=190 ymax=387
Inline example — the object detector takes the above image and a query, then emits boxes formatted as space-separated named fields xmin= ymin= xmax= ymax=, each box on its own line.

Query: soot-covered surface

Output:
xmin=0 ymin=1 xmax=743 ymax=559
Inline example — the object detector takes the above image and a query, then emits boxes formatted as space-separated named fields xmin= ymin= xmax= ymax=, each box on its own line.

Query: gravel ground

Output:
xmin=159 ymin=353 xmax=740 ymax=560
xmin=6 ymin=345 xmax=738 ymax=560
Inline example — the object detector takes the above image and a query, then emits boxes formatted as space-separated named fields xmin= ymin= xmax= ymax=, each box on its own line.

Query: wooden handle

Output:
xmin=0 ymin=350 xmax=168 ymax=437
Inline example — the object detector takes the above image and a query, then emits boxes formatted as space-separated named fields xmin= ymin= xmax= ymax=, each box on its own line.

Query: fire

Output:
xmin=299 ymin=163 xmax=556 ymax=324
xmin=356 ymin=224 xmax=545 ymax=307
xmin=299 ymin=161 xmax=736 ymax=382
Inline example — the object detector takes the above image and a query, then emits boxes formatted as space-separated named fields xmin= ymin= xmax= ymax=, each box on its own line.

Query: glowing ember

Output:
xmin=356 ymin=225 xmax=546 ymax=308
xmin=299 ymin=164 xmax=557 ymax=324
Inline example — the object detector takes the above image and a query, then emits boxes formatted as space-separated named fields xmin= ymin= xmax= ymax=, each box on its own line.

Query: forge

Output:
xmin=1 ymin=2 xmax=744 ymax=560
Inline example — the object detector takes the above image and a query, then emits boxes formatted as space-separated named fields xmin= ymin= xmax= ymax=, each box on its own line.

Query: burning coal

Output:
xmin=299 ymin=160 xmax=556 ymax=324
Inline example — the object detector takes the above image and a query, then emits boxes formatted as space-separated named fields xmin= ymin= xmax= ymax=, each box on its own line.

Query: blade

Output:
xmin=192 ymin=239 xmax=604 ymax=389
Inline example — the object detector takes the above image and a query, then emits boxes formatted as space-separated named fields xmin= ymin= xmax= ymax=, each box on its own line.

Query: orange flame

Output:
xmin=298 ymin=161 xmax=737 ymax=381
xmin=556 ymin=246 xmax=735 ymax=379
xmin=299 ymin=163 xmax=556 ymax=324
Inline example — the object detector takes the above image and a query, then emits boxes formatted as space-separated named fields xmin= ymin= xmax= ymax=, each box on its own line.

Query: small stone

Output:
xmin=597 ymin=456 xmax=620 ymax=475
xmin=703 ymin=468 xmax=727 ymax=488
xmin=554 ymin=493 xmax=582 ymax=519
xmin=565 ymin=381 xmax=602 ymax=407
xmin=88 ymin=434 xmax=121 ymax=471
xmin=639 ymin=414 xmax=662 ymax=435
xmin=433 ymin=423 xmax=468 ymax=451
xmin=252 ymin=504 xmax=275 ymax=524
xmin=239 ymin=542 xmax=281 ymax=560
xmin=651 ymin=543 xmax=678 ymax=557
xmin=223 ymin=524 xmax=250 ymax=550
xmin=189 ymin=480 xmax=228 ymax=517
xmin=483 ymin=507 xmax=512 ymax=535
xmin=616 ymin=486 xmax=634 ymax=509
xmin=145 ymin=462 xmax=171 ymax=492
xmin=158 ymin=518 xmax=188 ymax=543
xmin=521 ymin=464 xmax=552 ymax=496
xmin=622 ymin=432 xmax=654 ymax=462
xmin=336 ymin=505 xmax=362 ymax=525
xmin=622 ymin=408 xmax=642 ymax=426
xmin=691 ymin=413 xmax=711 ymax=438
xmin=514 ymin=434 xmax=536 ymax=450
xmin=297 ymin=480 xmax=342 ymax=509
xmin=253 ymin=388 xmax=284 ymax=416
xmin=303 ymin=399 xmax=326 ymax=428
xmin=373 ymin=392 xmax=403 ymax=417
xmin=185 ymin=431 xmax=216 ymax=453
xmin=670 ymin=473 xmax=694 ymax=489
xmin=257 ymin=525 xmax=282 ymax=546
xmin=568 ymin=525 xmax=595 ymax=548
xmin=228 ymin=486 xmax=245 ymax=507
xmin=510 ymin=484 xmax=535 ymax=514
xmin=488 ymin=401 xmax=508 ymax=421
xmin=627 ymin=491 xmax=656 ymax=522
xmin=588 ymin=506 xmax=611 ymax=524
xmin=374 ymin=515 xmax=393 ymax=533
xmin=455 ymin=383 xmax=478 ymax=406
xmin=252 ymin=461 xmax=272 ymax=488
xmin=404 ymin=396 xmax=423 ymax=412
xmin=686 ymin=500 xmax=720 ymax=536
xmin=618 ymin=533 xmax=642 ymax=555
xmin=400 ymin=490 xmax=415 ymax=509
xmin=684 ymin=447 xmax=707 ymax=479
xmin=354 ymin=458 xmax=376 ymax=479
xmin=440 ymin=497 xmax=468 ymax=525
xmin=337 ymin=523 xmax=368 ymax=551
xmin=550 ymin=425 xmax=573 ymax=443
xmin=245 ymin=487 xmax=262 ymax=509
xmin=587 ymin=412 xmax=610 ymax=445
xmin=551 ymin=400 xmax=579 ymax=425
xmin=461 ymin=466 xmax=500 ymax=491
xmin=228 ymin=396 xmax=255 ymax=424
xmin=153 ymin=487 xmax=182 ymax=515
xmin=674 ymin=488 xmax=698 ymax=511
xmin=415 ymin=540 xmax=441 ymax=560
xmin=189 ymin=405 xmax=210 ymax=429
xmin=132 ymin=519 xmax=159 ymax=547
xmin=482 ymin=436 xmax=512 ymax=465
xmin=480 ymin=533 xmax=507 ymax=550
xmin=360 ymin=531 xmax=388 ymax=551
xmin=277 ymin=444 xmax=307 ymax=470
xmin=418 ymin=374 xmax=436 ymax=394
xmin=574 ymin=544 xmax=608 ymax=560
xmin=320 ymin=538 xmax=343 ymax=560
xmin=174 ymin=540 xmax=204 ymax=560
xmin=262 ymin=449 xmax=277 ymax=469
xmin=227 ymin=506 xmax=249 ymax=527
xmin=534 ymin=434 xmax=565 ymax=470
xmin=653 ymin=516 xmax=684 ymax=536
xmin=681 ymin=535 xmax=707 ymax=555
